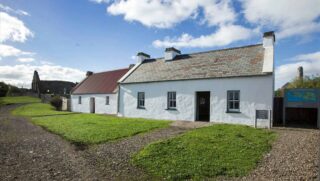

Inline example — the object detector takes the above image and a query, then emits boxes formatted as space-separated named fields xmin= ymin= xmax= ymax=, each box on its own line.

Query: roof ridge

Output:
xmin=150 ymin=43 xmax=263 ymax=60
xmin=187 ymin=43 xmax=263 ymax=56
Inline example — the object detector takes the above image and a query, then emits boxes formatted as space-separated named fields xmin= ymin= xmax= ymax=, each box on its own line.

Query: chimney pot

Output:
xmin=86 ymin=71 xmax=93 ymax=77
xmin=136 ymin=52 xmax=150 ymax=63
xmin=263 ymin=31 xmax=275 ymax=47
xmin=164 ymin=47 xmax=181 ymax=61
xmin=129 ymin=64 xmax=135 ymax=69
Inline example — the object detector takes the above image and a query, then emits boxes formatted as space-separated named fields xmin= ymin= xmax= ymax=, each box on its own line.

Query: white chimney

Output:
xmin=136 ymin=52 xmax=150 ymax=63
xmin=262 ymin=31 xmax=275 ymax=73
xmin=164 ymin=47 xmax=181 ymax=61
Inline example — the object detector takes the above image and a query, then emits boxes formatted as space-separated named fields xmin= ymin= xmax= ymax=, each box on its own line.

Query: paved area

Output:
xmin=0 ymin=104 xmax=319 ymax=180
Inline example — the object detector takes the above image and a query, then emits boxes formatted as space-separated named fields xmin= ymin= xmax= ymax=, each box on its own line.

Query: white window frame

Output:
xmin=167 ymin=92 xmax=176 ymax=109
xmin=137 ymin=92 xmax=145 ymax=108
xmin=78 ymin=96 xmax=82 ymax=104
xmin=227 ymin=90 xmax=240 ymax=112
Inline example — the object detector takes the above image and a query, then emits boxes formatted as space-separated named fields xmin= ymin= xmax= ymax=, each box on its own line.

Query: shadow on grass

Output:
xmin=31 ymin=113 xmax=80 ymax=118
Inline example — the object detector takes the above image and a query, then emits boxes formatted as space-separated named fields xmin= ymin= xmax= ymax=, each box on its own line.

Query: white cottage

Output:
xmin=118 ymin=32 xmax=275 ymax=128
xmin=71 ymin=68 xmax=129 ymax=114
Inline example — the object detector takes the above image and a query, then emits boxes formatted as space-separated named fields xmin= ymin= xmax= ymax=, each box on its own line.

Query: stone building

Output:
xmin=31 ymin=70 xmax=76 ymax=95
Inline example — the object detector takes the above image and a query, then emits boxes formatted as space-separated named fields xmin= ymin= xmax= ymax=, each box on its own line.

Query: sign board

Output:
xmin=256 ymin=110 xmax=269 ymax=119
xmin=283 ymin=88 xmax=320 ymax=129
xmin=284 ymin=89 xmax=319 ymax=108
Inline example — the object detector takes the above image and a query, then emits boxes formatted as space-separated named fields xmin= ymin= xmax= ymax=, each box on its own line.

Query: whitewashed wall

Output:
xmin=119 ymin=75 xmax=273 ymax=128
xmin=71 ymin=94 xmax=118 ymax=114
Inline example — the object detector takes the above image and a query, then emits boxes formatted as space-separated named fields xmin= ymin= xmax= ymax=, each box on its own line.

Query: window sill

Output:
xmin=166 ymin=108 xmax=177 ymax=111
xmin=137 ymin=107 xmax=145 ymax=109
xmin=226 ymin=111 xmax=241 ymax=114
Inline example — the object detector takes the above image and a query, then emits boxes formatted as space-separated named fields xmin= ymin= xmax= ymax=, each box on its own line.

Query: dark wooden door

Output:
xmin=196 ymin=92 xmax=210 ymax=121
xmin=90 ymin=97 xmax=95 ymax=113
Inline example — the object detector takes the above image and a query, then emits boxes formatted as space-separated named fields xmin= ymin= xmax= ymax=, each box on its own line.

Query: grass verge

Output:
xmin=0 ymin=96 xmax=40 ymax=106
xmin=132 ymin=124 xmax=276 ymax=180
xmin=12 ymin=103 xmax=73 ymax=117
xmin=13 ymin=103 xmax=171 ymax=144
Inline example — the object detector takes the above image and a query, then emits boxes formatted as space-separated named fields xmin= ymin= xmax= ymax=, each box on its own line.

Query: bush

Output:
xmin=6 ymin=85 xmax=21 ymax=96
xmin=50 ymin=96 xmax=62 ymax=110
xmin=0 ymin=82 xmax=9 ymax=97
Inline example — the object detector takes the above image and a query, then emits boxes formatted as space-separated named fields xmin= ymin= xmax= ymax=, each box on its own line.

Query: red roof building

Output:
xmin=72 ymin=68 xmax=129 ymax=94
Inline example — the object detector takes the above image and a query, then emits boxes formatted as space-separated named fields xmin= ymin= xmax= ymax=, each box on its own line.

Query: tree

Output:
xmin=287 ymin=75 xmax=320 ymax=89
xmin=6 ymin=85 xmax=21 ymax=96
xmin=50 ymin=96 xmax=62 ymax=110
xmin=275 ymin=75 xmax=320 ymax=97
xmin=0 ymin=82 xmax=9 ymax=97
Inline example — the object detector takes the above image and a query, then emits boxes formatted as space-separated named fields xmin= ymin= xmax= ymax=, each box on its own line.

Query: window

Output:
xmin=78 ymin=96 xmax=82 ymax=104
xmin=106 ymin=96 xmax=109 ymax=105
xmin=167 ymin=92 xmax=176 ymax=109
xmin=137 ymin=92 xmax=145 ymax=108
xmin=227 ymin=90 xmax=240 ymax=112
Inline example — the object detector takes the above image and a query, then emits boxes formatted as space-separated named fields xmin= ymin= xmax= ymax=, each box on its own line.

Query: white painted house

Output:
xmin=71 ymin=68 xmax=129 ymax=114
xmin=118 ymin=32 xmax=275 ymax=128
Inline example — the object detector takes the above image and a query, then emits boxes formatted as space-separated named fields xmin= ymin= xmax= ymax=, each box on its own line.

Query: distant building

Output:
xmin=31 ymin=70 xmax=76 ymax=95
xmin=70 ymin=68 xmax=130 ymax=114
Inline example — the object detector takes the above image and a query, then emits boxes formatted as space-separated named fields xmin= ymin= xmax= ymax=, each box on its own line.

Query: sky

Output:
xmin=0 ymin=0 xmax=319 ymax=89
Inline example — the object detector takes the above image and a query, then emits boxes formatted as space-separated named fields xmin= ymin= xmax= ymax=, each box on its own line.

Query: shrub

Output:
xmin=50 ymin=96 xmax=62 ymax=110
xmin=6 ymin=85 xmax=21 ymax=96
xmin=0 ymin=82 xmax=9 ymax=97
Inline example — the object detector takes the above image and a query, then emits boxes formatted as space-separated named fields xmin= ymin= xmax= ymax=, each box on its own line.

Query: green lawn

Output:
xmin=13 ymin=103 xmax=171 ymax=144
xmin=132 ymin=124 xmax=276 ymax=180
xmin=12 ymin=103 xmax=73 ymax=117
xmin=0 ymin=96 xmax=40 ymax=105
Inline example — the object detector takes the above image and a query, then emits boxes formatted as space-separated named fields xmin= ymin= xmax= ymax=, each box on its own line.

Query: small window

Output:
xmin=167 ymin=92 xmax=176 ymax=109
xmin=106 ymin=96 xmax=109 ymax=105
xmin=227 ymin=90 xmax=240 ymax=112
xmin=137 ymin=92 xmax=145 ymax=108
xmin=78 ymin=96 xmax=82 ymax=104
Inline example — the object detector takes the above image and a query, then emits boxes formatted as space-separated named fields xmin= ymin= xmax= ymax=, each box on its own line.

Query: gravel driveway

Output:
xmin=236 ymin=127 xmax=320 ymax=181
xmin=1 ymin=104 xmax=319 ymax=180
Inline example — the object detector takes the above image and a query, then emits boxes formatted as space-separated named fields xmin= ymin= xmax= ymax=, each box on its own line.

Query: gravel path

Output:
xmin=0 ymin=104 xmax=189 ymax=180
xmin=1 ymin=104 xmax=319 ymax=180
xmin=236 ymin=127 xmax=320 ymax=181
xmin=81 ymin=126 xmax=188 ymax=180
xmin=0 ymin=104 xmax=100 ymax=180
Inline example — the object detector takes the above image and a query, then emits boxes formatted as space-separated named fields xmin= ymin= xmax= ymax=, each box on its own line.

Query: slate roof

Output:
xmin=72 ymin=68 xmax=129 ymax=94
xmin=122 ymin=44 xmax=269 ymax=84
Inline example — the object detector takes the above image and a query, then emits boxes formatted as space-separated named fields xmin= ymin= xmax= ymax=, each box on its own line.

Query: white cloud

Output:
xmin=40 ymin=60 xmax=54 ymax=65
xmin=0 ymin=64 xmax=85 ymax=88
xmin=242 ymin=0 xmax=320 ymax=38
xmin=107 ymin=0 xmax=236 ymax=28
xmin=89 ymin=0 xmax=111 ymax=4
xmin=200 ymin=0 xmax=236 ymax=26
xmin=0 ymin=12 xmax=33 ymax=43
xmin=17 ymin=57 xmax=35 ymax=63
xmin=0 ymin=44 xmax=34 ymax=58
xmin=153 ymin=24 xmax=255 ymax=48
xmin=275 ymin=51 xmax=320 ymax=89
xmin=0 ymin=3 xmax=30 ymax=16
